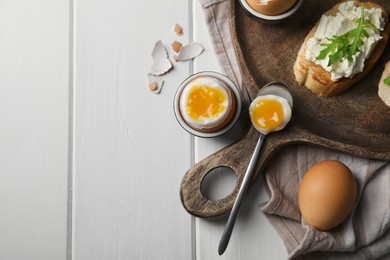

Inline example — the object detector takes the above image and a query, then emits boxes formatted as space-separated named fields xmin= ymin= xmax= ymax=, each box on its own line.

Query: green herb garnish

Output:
xmin=316 ymin=9 xmax=379 ymax=66
xmin=384 ymin=76 xmax=390 ymax=85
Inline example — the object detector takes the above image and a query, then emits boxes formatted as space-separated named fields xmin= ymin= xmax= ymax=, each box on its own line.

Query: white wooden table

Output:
xmin=0 ymin=0 xmax=288 ymax=259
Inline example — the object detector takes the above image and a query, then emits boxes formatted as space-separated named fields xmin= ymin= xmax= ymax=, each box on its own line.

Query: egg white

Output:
xmin=179 ymin=76 xmax=231 ymax=130
xmin=249 ymin=94 xmax=292 ymax=135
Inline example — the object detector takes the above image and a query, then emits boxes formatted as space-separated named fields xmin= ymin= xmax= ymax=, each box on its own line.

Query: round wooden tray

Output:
xmin=180 ymin=0 xmax=390 ymax=218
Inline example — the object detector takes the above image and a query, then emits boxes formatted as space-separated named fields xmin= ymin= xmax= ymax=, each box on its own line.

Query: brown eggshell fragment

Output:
xmin=174 ymin=23 xmax=183 ymax=36
xmin=149 ymin=82 xmax=157 ymax=91
xmin=148 ymin=76 xmax=164 ymax=94
xmin=298 ymin=160 xmax=357 ymax=231
xmin=172 ymin=41 xmax=182 ymax=53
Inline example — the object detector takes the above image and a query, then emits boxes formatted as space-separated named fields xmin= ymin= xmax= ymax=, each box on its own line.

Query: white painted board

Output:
xmin=0 ymin=0 xmax=70 ymax=259
xmin=73 ymin=0 xmax=194 ymax=259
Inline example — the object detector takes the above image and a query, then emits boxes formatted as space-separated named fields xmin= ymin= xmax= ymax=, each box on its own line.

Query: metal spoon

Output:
xmin=218 ymin=82 xmax=293 ymax=255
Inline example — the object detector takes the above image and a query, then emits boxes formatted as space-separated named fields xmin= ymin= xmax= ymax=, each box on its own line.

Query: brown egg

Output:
xmin=298 ymin=160 xmax=357 ymax=231
xmin=246 ymin=0 xmax=298 ymax=16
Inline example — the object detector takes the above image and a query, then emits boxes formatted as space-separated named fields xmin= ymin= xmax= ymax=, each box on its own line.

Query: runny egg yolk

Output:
xmin=251 ymin=98 xmax=284 ymax=130
xmin=186 ymin=85 xmax=227 ymax=121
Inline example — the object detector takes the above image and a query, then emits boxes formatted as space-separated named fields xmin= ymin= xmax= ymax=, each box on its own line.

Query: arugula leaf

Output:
xmin=316 ymin=9 xmax=379 ymax=66
xmin=349 ymin=12 xmax=365 ymax=56
xmin=384 ymin=76 xmax=390 ymax=85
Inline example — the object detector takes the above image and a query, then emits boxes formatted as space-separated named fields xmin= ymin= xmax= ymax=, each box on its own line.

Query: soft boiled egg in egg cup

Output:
xmin=174 ymin=72 xmax=242 ymax=138
xmin=218 ymin=82 xmax=292 ymax=255
xmin=240 ymin=0 xmax=303 ymax=21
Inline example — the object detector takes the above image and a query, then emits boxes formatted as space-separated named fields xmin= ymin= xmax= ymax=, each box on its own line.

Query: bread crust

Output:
xmin=293 ymin=1 xmax=390 ymax=97
xmin=378 ymin=61 xmax=390 ymax=107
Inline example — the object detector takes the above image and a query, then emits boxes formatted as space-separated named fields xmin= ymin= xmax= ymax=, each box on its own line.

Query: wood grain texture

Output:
xmin=232 ymin=0 xmax=390 ymax=153
xmin=0 ymin=0 xmax=70 ymax=259
xmin=181 ymin=127 xmax=259 ymax=218
xmin=72 ymin=0 xmax=193 ymax=259
xmin=0 ymin=0 xmax=289 ymax=259
xmin=180 ymin=0 xmax=390 ymax=219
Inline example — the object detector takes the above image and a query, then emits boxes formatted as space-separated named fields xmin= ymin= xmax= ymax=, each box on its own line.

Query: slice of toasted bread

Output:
xmin=293 ymin=1 xmax=390 ymax=97
xmin=379 ymin=61 xmax=390 ymax=107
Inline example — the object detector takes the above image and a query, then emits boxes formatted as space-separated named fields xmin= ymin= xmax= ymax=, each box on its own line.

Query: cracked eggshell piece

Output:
xmin=177 ymin=43 xmax=204 ymax=61
xmin=151 ymin=40 xmax=168 ymax=59
xmin=149 ymin=40 xmax=172 ymax=76
xmin=150 ymin=57 xmax=172 ymax=76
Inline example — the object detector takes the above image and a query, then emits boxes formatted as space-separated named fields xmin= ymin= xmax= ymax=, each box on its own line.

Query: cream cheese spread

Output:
xmin=305 ymin=1 xmax=385 ymax=81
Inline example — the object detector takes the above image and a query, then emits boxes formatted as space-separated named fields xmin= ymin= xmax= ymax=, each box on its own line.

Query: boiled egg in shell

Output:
xmin=298 ymin=160 xmax=357 ymax=231
xmin=246 ymin=0 xmax=298 ymax=16
xmin=249 ymin=94 xmax=291 ymax=135
xmin=179 ymin=77 xmax=235 ymax=132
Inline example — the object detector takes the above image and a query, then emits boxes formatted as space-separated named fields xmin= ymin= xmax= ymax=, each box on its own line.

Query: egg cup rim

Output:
xmin=239 ymin=0 xmax=303 ymax=21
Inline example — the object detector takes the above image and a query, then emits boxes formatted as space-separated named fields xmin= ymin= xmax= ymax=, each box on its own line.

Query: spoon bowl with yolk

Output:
xmin=249 ymin=94 xmax=292 ymax=135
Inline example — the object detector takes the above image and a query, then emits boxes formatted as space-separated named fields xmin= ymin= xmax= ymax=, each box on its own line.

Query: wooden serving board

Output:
xmin=180 ymin=0 xmax=390 ymax=218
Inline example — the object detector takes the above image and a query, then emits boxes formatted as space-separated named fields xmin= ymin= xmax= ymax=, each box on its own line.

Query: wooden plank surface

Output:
xmin=0 ymin=0 xmax=70 ymax=259
xmin=72 ymin=0 xmax=194 ymax=259
xmin=232 ymin=0 xmax=390 ymax=155
xmin=0 ymin=0 xmax=291 ymax=258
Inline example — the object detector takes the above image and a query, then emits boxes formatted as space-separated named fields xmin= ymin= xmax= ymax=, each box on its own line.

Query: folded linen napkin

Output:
xmin=198 ymin=0 xmax=390 ymax=259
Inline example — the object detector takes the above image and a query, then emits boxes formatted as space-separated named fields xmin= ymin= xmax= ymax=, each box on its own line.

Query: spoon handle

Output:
xmin=218 ymin=133 xmax=266 ymax=255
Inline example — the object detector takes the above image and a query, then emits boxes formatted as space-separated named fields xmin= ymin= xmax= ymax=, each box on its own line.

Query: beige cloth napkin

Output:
xmin=198 ymin=0 xmax=390 ymax=259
